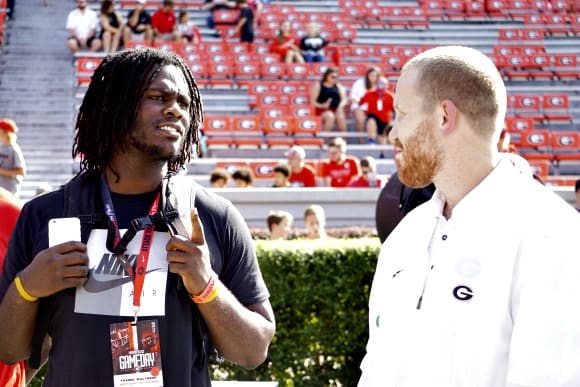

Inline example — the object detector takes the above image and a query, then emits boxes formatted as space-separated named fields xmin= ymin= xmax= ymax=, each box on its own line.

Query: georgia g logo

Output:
xmin=453 ymin=285 xmax=473 ymax=301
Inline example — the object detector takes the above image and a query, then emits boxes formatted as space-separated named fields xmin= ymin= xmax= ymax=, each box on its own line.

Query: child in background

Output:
xmin=304 ymin=204 xmax=328 ymax=240
xmin=267 ymin=210 xmax=294 ymax=240
xmin=177 ymin=11 xmax=201 ymax=44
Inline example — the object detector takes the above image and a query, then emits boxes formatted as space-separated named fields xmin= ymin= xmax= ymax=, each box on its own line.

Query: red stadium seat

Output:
xmin=505 ymin=116 xmax=536 ymax=132
xmin=231 ymin=115 xmax=262 ymax=147
xmin=214 ymin=160 xmax=248 ymax=175
xmin=234 ymin=61 xmax=260 ymax=80
xmin=528 ymin=53 xmax=554 ymax=80
xmin=551 ymin=0 xmax=572 ymax=11
xmin=520 ymin=129 xmax=551 ymax=148
xmin=260 ymin=62 xmax=287 ymax=79
xmin=542 ymin=93 xmax=573 ymax=123
xmin=203 ymin=115 xmax=233 ymax=148
xmin=552 ymin=53 xmax=580 ymax=80
xmin=519 ymin=130 xmax=554 ymax=162
xmin=512 ymin=94 xmax=544 ymax=122
xmin=207 ymin=62 xmax=233 ymax=80
xmin=287 ymin=63 xmax=312 ymax=80
xmin=249 ymin=161 xmax=279 ymax=179
xmin=75 ymin=57 xmax=102 ymax=86
xmin=213 ymin=9 xmax=238 ymax=25
xmin=527 ymin=159 xmax=551 ymax=178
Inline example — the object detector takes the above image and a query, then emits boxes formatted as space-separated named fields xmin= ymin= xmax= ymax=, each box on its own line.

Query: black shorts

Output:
xmin=68 ymin=36 xmax=98 ymax=48
xmin=367 ymin=113 xmax=392 ymax=136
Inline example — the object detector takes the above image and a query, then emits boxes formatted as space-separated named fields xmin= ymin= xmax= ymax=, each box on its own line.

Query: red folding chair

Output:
xmin=552 ymin=53 xmax=580 ymax=80
xmin=231 ymin=115 xmax=263 ymax=147
xmin=551 ymin=130 xmax=580 ymax=163
xmin=519 ymin=129 xmax=554 ymax=162
xmin=512 ymin=94 xmax=544 ymax=122
xmin=203 ymin=115 xmax=233 ymax=148
xmin=233 ymin=61 xmax=260 ymax=80
xmin=249 ymin=160 xmax=279 ymax=179
xmin=263 ymin=117 xmax=294 ymax=147
xmin=542 ymin=93 xmax=573 ymax=123
xmin=287 ymin=63 xmax=311 ymax=80
xmin=292 ymin=116 xmax=325 ymax=147
xmin=260 ymin=62 xmax=287 ymax=79
xmin=75 ymin=57 xmax=102 ymax=86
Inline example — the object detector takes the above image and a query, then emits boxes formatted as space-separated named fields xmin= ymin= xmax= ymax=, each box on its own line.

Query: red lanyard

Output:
xmin=100 ymin=174 xmax=160 ymax=316
xmin=133 ymin=194 xmax=159 ymax=309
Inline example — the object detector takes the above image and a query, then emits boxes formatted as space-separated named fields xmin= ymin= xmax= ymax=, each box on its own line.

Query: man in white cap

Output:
xmin=286 ymin=145 xmax=317 ymax=187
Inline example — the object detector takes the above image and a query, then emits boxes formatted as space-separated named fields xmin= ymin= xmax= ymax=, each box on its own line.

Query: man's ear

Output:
xmin=440 ymin=99 xmax=457 ymax=134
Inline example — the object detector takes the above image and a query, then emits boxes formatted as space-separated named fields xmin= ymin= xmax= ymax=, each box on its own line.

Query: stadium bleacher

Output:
xmin=2 ymin=0 xmax=580 ymax=201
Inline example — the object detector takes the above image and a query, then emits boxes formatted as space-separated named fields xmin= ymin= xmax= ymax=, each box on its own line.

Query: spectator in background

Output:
xmin=575 ymin=179 xmax=580 ymax=212
xmin=303 ymin=204 xmax=327 ymax=240
xmin=300 ymin=22 xmax=329 ymax=63
xmin=201 ymin=0 xmax=236 ymax=29
xmin=247 ymin=0 xmax=263 ymax=27
xmin=177 ymin=11 xmax=201 ymax=44
xmin=269 ymin=20 xmax=304 ymax=64
xmin=99 ymin=0 xmax=124 ymax=53
xmin=266 ymin=210 xmax=293 ymax=240
xmin=272 ymin=164 xmax=291 ymax=188
xmin=209 ymin=168 xmax=230 ymax=188
xmin=122 ymin=0 xmax=154 ymax=45
xmin=349 ymin=66 xmax=387 ymax=134
xmin=151 ymin=0 xmax=180 ymax=42
xmin=232 ymin=166 xmax=254 ymax=187
xmin=229 ymin=0 xmax=254 ymax=43
xmin=310 ymin=67 xmax=347 ymax=132
xmin=286 ymin=145 xmax=317 ymax=187
xmin=0 ymin=188 xmax=25 ymax=387
xmin=321 ymin=137 xmax=360 ymax=187
xmin=348 ymin=156 xmax=383 ymax=188
xmin=0 ymin=119 xmax=25 ymax=198
xmin=65 ymin=0 xmax=102 ymax=54
xmin=359 ymin=78 xmax=394 ymax=144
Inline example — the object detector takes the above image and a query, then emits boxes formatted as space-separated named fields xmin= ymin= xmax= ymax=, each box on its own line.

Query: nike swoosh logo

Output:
xmin=83 ymin=269 xmax=161 ymax=293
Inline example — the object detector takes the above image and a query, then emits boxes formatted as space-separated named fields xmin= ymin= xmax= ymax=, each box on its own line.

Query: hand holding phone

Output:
xmin=48 ymin=217 xmax=81 ymax=246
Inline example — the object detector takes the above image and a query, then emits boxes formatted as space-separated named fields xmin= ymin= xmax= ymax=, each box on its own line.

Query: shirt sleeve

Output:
xmin=13 ymin=144 xmax=25 ymax=170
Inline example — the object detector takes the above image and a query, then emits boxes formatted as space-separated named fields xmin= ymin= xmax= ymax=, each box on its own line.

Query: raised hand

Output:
xmin=166 ymin=208 xmax=213 ymax=296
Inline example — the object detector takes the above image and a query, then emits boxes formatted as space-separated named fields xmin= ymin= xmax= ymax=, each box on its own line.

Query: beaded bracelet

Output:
xmin=14 ymin=275 xmax=39 ymax=302
xmin=191 ymin=276 xmax=219 ymax=304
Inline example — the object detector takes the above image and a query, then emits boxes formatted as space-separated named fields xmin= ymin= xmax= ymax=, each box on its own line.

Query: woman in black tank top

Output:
xmin=100 ymin=0 xmax=124 ymax=53
xmin=309 ymin=67 xmax=348 ymax=131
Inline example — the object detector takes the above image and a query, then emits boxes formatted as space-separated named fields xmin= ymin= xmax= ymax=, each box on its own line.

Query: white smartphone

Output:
xmin=48 ymin=217 xmax=82 ymax=247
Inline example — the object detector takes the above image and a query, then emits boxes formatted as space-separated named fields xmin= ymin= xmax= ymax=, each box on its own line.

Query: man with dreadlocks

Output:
xmin=0 ymin=48 xmax=275 ymax=387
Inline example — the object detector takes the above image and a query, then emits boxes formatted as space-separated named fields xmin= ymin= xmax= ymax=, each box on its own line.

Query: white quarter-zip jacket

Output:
xmin=359 ymin=158 xmax=580 ymax=387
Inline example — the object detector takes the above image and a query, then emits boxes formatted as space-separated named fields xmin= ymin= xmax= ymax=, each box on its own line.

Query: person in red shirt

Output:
xmin=286 ymin=145 xmax=317 ymax=187
xmin=151 ymin=0 xmax=179 ymax=42
xmin=269 ymin=20 xmax=304 ymax=64
xmin=321 ymin=137 xmax=361 ymax=187
xmin=348 ymin=156 xmax=384 ymax=188
xmin=359 ymin=79 xmax=394 ymax=144
xmin=0 ymin=188 xmax=26 ymax=387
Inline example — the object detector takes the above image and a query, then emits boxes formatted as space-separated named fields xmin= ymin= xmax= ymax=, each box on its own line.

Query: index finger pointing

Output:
xmin=190 ymin=208 xmax=206 ymax=245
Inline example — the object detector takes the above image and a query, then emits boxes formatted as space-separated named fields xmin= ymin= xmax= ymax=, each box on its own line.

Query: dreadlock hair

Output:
xmin=73 ymin=47 xmax=203 ymax=175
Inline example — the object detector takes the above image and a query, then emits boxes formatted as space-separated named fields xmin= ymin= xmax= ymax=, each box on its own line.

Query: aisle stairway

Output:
xmin=0 ymin=0 xmax=76 ymax=201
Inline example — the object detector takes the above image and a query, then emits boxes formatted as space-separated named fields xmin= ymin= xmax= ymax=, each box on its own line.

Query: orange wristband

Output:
xmin=191 ymin=277 xmax=219 ymax=304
